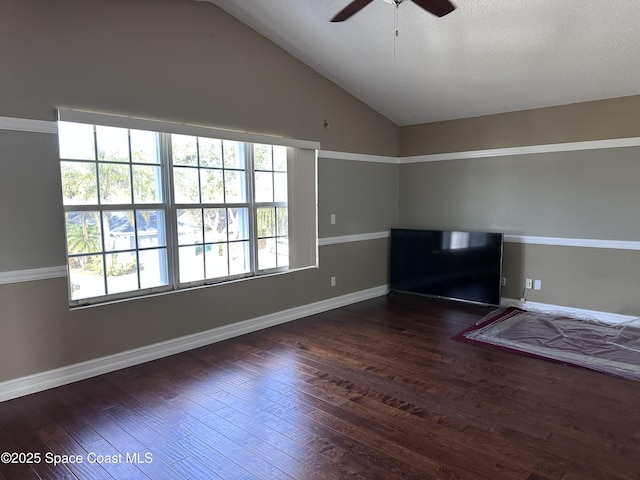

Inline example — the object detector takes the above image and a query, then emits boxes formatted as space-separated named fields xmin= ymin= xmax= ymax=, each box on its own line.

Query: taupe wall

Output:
xmin=502 ymin=243 xmax=640 ymax=316
xmin=398 ymin=99 xmax=640 ymax=314
xmin=319 ymin=158 xmax=399 ymax=237
xmin=0 ymin=0 xmax=398 ymax=383
xmin=399 ymin=147 xmax=640 ymax=239
xmin=400 ymin=95 xmax=640 ymax=156
xmin=0 ymin=0 xmax=399 ymax=156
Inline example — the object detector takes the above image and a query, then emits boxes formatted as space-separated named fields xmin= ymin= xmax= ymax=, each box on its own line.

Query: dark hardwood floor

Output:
xmin=1 ymin=294 xmax=640 ymax=480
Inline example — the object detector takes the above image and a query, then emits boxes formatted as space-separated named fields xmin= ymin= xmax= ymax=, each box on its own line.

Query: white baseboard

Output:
xmin=3 ymin=287 xmax=634 ymax=402
xmin=501 ymin=297 xmax=636 ymax=324
xmin=0 ymin=285 xmax=389 ymax=402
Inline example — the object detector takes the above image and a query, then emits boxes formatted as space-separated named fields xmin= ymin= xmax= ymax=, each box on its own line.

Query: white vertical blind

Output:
xmin=287 ymin=147 xmax=318 ymax=269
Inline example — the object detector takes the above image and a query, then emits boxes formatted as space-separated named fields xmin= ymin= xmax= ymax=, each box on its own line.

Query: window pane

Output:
xmin=65 ymin=212 xmax=102 ymax=255
xmin=274 ymin=172 xmax=288 ymax=203
xmin=177 ymin=208 xmax=203 ymax=246
xmin=200 ymin=168 xmax=224 ymax=204
xmin=224 ymin=170 xmax=246 ymax=203
xmin=199 ymin=138 xmax=223 ymax=167
xmin=273 ymin=146 xmax=287 ymax=171
xmin=258 ymin=238 xmax=277 ymax=270
xmin=130 ymin=130 xmax=160 ymax=164
xmin=276 ymin=207 xmax=288 ymax=236
xmin=69 ymin=254 xmax=105 ymax=300
xmin=133 ymin=165 xmax=162 ymax=203
xmin=223 ymin=140 xmax=245 ymax=169
xmin=172 ymin=134 xmax=198 ymax=166
xmin=203 ymin=208 xmax=227 ymax=243
xmin=58 ymin=122 xmax=95 ymax=160
xmin=254 ymin=171 xmax=273 ymax=203
xmin=257 ymin=207 xmax=275 ymax=237
xmin=276 ymin=238 xmax=289 ymax=268
xmin=254 ymin=144 xmax=272 ymax=170
xmin=173 ymin=167 xmax=200 ymax=203
xmin=179 ymin=245 xmax=204 ymax=283
xmin=60 ymin=161 xmax=98 ymax=205
xmin=229 ymin=241 xmax=250 ymax=275
xmin=205 ymin=243 xmax=228 ymax=279
xmin=230 ymin=208 xmax=250 ymax=241
xmin=136 ymin=210 xmax=166 ymax=248
xmin=99 ymin=163 xmax=132 ymax=204
xmin=103 ymin=210 xmax=134 ymax=252
xmin=106 ymin=251 xmax=138 ymax=294
xmin=139 ymin=248 xmax=169 ymax=289
xmin=96 ymin=126 xmax=129 ymax=163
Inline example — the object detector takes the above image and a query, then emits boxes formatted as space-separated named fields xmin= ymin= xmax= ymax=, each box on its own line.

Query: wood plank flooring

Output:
xmin=1 ymin=294 xmax=640 ymax=479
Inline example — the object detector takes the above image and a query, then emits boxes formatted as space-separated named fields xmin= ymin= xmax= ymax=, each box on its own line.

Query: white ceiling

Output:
xmin=198 ymin=0 xmax=640 ymax=126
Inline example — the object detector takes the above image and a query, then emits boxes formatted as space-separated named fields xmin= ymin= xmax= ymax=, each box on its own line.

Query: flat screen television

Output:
xmin=389 ymin=228 xmax=503 ymax=306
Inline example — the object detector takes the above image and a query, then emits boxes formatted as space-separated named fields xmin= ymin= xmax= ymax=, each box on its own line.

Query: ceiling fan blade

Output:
xmin=331 ymin=0 xmax=375 ymax=22
xmin=411 ymin=0 xmax=456 ymax=17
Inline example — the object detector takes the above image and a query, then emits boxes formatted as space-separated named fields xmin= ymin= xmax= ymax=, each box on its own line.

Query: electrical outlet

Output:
xmin=501 ymin=277 xmax=507 ymax=287
xmin=330 ymin=214 xmax=336 ymax=225
xmin=330 ymin=276 xmax=336 ymax=287
xmin=525 ymin=278 xmax=533 ymax=289
xmin=534 ymin=279 xmax=542 ymax=290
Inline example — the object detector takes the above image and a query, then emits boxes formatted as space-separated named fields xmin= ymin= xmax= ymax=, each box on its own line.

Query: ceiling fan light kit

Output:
xmin=331 ymin=0 xmax=455 ymax=22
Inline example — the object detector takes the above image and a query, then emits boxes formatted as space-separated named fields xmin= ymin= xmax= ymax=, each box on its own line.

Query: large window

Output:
xmin=57 ymin=110 xmax=318 ymax=306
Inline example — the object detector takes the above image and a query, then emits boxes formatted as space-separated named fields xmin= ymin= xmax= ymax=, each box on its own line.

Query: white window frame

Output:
xmin=57 ymin=109 xmax=319 ymax=307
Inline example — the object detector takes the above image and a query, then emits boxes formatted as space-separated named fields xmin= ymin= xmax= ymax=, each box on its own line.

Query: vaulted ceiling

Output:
xmin=197 ymin=0 xmax=640 ymax=127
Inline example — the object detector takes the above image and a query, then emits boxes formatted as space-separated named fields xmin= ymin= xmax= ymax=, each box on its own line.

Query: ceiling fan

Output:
xmin=331 ymin=0 xmax=456 ymax=22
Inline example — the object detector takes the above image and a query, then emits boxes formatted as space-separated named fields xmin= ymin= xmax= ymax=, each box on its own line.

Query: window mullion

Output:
xmin=128 ymin=138 xmax=141 ymax=290
xmin=196 ymin=138 xmax=208 ymax=280
xmin=97 ymin=211 xmax=108 ymax=296
xmin=131 ymin=210 xmax=142 ymax=291
xmin=160 ymin=132 xmax=179 ymax=291
xmin=246 ymin=143 xmax=258 ymax=275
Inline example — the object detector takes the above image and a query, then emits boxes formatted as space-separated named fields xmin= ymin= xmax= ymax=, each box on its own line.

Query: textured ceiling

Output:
xmin=197 ymin=0 xmax=640 ymax=126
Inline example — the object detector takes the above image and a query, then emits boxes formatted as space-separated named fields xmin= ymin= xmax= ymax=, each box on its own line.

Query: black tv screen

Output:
xmin=389 ymin=228 xmax=503 ymax=306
